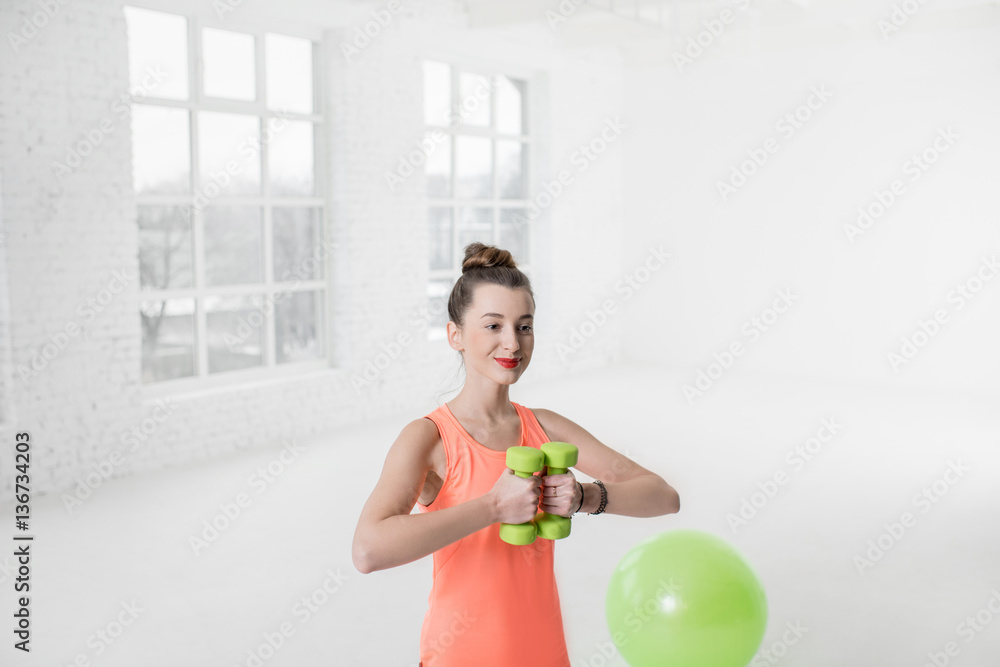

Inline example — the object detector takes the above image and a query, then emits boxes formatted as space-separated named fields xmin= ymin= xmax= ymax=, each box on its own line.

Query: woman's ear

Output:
xmin=446 ymin=321 xmax=464 ymax=352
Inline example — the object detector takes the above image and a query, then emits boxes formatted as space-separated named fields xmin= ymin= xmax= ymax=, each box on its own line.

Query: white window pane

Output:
xmin=638 ymin=2 xmax=661 ymax=24
xmin=275 ymin=291 xmax=322 ymax=363
xmin=458 ymin=73 xmax=491 ymax=127
xmin=429 ymin=207 xmax=452 ymax=271
xmin=457 ymin=207 xmax=492 ymax=250
xmin=267 ymin=33 xmax=313 ymax=113
xmin=428 ymin=279 xmax=451 ymax=331
xmin=613 ymin=2 xmax=635 ymax=18
xmin=138 ymin=205 xmax=193 ymax=290
xmin=206 ymin=295 xmax=264 ymax=373
xmin=202 ymin=28 xmax=256 ymax=101
xmin=204 ymin=207 xmax=262 ymax=286
xmin=124 ymin=7 xmax=188 ymax=100
xmin=141 ymin=299 xmax=196 ymax=383
xmin=132 ymin=105 xmax=190 ymax=194
xmin=198 ymin=112 xmax=260 ymax=195
xmin=268 ymin=120 xmax=315 ymax=196
xmin=455 ymin=135 xmax=492 ymax=199
xmin=500 ymin=208 xmax=529 ymax=265
xmin=497 ymin=140 xmax=526 ymax=199
xmin=496 ymin=75 xmax=526 ymax=135
xmin=273 ymin=207 xmax=322 ymax=281
xmin=424 ymin=61 xmax=451 ymax=125
xmin=427 ymin=132 xmax=451 ymax=198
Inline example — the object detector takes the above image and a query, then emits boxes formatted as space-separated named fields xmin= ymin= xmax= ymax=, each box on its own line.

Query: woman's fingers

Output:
xmin=539 ymin=473 xmax=578 ymax=515
xmin=541 ymin=472 xmax=576 ymax=494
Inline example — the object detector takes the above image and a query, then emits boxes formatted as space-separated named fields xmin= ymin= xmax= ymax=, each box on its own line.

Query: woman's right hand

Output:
xmin=488 ymin=468 xmax=542 ymax=524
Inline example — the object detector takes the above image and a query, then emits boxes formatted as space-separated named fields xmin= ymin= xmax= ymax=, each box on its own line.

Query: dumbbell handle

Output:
xmin=500 ymin=446 xmax=545 ymax=545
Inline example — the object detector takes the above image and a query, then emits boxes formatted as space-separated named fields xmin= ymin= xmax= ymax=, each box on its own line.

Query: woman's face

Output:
xmin=449 ymin=284 xmax=535 ymax=384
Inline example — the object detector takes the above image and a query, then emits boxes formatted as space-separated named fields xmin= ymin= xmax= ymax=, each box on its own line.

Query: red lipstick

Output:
xmin=495 ymin=358 xmax=520 ymax=369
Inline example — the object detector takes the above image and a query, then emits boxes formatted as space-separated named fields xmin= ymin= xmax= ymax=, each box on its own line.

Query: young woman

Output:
xmin=352 ymin=242 xmax=680 ymax=666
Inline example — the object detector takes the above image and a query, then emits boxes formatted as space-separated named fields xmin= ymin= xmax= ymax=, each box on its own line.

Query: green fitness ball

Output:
xmin=606 ymin=530 xmax=767 ymax=667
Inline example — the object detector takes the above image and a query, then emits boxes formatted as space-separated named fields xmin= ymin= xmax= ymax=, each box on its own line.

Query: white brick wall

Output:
xmin=0 ymin=0 xmax=626 ymax=500
xmin=1 ymin=0 xmax=144 ymax=498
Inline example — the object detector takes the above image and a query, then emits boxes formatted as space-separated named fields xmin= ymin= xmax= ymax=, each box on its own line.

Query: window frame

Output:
xmin=422 ymin=56 xmax=537 ymax=342
xmin=127 ymin=5 xmax=332 ymax=395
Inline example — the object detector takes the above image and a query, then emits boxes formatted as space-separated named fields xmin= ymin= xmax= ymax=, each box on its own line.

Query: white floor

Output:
xmin=4 ymin=361 xmax=999 ymax=666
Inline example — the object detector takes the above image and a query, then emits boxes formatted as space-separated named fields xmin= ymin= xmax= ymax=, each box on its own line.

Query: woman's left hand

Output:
xmin=540 ymin=469 xmax=581 ymax=518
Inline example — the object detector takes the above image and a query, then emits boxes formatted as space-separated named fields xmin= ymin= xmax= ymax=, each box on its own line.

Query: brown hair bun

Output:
xmin=462 ymin=242 xmax=518 ymax=273
xmin=447 ymin=242 xmax=534 ymax=328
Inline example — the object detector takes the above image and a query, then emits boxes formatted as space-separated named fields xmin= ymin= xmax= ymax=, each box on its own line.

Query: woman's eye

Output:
xmin=485 ymin=324 xmax=531 ymax=331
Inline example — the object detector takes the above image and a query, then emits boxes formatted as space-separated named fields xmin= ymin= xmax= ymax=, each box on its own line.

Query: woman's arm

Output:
xmin=534 ymin=408 xmax=680 ymax=519
xmin=352 ymin=418 xmax=496 ymax=574
xmin=574 ymin=473 xmax=677 ymax=517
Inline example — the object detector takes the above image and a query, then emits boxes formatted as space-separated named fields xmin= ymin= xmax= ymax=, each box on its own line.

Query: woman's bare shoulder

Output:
xmin=404 ymin=416 xmax=445 ymax=474
xmin=400 ymin=416 xmax=441 ymax=451
xmin=526 ymin=407 xmax=567 ymax=443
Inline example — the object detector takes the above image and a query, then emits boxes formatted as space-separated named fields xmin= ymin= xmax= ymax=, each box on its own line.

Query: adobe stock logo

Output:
xmin=852 ymin=459 xmax=969 ymax=576
xmin=339 ymin=0 xmax=404 ymax=63
xmin=683 ymin=289 xmax=797 ymax=403
xmin=843 ymin=127 xmax=959 ymax=243
xmin=555 ymin=245 xmax=669 ymax=363
xmin=716 ymin=85 xmax=832 ymax=202
xmin=919 ymin=590 xmax=1000 ymax=667
xmin=725 ymin=417 xmax=842 ymax=534
xmin=877 ymin=0 xmax=931 ymax=39
xmin=7 ymin=0 xmax=72 ymax=53
xmin=750 ymin=619 xmax=809 ymax=666
xmin=886 ymin=255 xmax=998 ymax=372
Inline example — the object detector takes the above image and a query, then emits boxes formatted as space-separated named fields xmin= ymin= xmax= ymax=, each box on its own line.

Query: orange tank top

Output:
xmin=415 ymin=401 xmax=571 ymax=667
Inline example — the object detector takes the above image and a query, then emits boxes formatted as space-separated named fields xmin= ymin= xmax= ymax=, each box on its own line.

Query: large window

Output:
xmin=125 ymin=7 xmax=326 ymax=385
xmin=423 ymin=61 xmax=531 ymax=339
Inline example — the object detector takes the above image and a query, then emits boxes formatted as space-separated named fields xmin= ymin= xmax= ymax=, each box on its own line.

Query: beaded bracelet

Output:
xmin=590 ymin=480 xmax=608 ymax=515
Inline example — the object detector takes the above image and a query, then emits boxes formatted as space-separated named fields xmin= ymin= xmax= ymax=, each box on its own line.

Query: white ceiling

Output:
xmin=458 ymin=0 xmax=1000 ymax=63
xmin=137 ymin=0 xmax=1000 ymax=62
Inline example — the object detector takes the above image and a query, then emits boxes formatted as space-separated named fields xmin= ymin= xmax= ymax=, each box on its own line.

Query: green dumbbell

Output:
xmin=535 ymin=442 xmax=580 ymax=541
xmin=499 ymin=446 xmax=546 ymax=545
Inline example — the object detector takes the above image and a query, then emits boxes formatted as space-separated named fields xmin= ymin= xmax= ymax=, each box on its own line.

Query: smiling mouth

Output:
xmin=495 ymin=358 xmax=521 ymax=368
